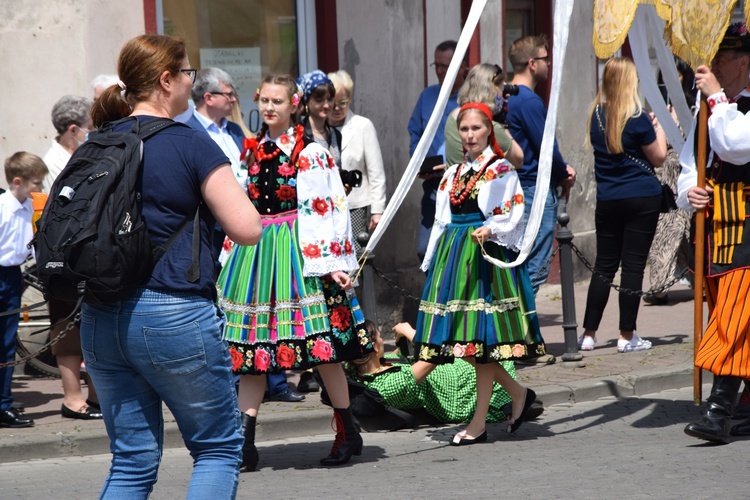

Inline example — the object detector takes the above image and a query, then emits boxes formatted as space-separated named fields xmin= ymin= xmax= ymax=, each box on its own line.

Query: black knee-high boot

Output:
xmin=320 ymin=406 xmax=363 ymax=466
xmin=684 ymin=375 xmax=742 ymax=443
xmin=240 ymin=413 xmax=259 ymax=472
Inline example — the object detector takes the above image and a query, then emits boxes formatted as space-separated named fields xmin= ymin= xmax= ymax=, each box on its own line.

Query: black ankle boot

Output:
xmin=731 ymin=417 xmax=750 ymax=436
xmin=684 ymin=375 xmax=741 ymax=443
xmin=240 ymin=413 xmax=259 ymax=472
xmin=320 ymin=407 xmax=363 ymax=466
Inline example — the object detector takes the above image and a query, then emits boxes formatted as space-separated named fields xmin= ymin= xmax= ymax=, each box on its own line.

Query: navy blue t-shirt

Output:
xmin=590 ymin=106 xmax=661 ymax=201
xmin=506 ymin=85 xmax=569 ymax=188
xmin=115 ymin=116 xmax=230 ymax=299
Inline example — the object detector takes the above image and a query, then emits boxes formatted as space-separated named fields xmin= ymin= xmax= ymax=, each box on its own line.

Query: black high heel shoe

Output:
xmin=507 ymin=389 xmax=537 ymax=434
xmin=450 ymin=429 xmax=487 ymax=446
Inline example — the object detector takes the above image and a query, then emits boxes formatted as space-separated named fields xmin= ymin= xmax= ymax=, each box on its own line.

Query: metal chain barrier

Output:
xmin=569 ymin=241 xmax=690 ymax=297
xmin=370 ymin=264 xmax=422 ymax=303
xmin=0 ymin=314 xmax=78 ymax=369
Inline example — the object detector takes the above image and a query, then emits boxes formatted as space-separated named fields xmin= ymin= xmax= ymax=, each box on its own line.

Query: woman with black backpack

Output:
xmin=81 ymin=34 xmax=262 ymax=498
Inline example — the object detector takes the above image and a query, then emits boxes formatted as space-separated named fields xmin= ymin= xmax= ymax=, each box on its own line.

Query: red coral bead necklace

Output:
xmin=449 ymin=159 xmax=490 ymax=206
xmin=253 ymin=124 xmax=305 ymax=162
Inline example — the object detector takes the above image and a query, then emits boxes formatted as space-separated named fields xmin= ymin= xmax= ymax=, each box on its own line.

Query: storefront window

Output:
xmin=160 ymin=0 xmax=298 ymax=132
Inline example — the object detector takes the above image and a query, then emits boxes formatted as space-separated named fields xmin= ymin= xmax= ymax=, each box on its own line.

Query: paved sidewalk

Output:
xmin=0 ymin=277 xmax=706 ymax=463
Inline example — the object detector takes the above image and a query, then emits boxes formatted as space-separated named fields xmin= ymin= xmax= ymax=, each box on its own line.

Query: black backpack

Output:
xmin=33 ymin=117 xmax=199 ymax=304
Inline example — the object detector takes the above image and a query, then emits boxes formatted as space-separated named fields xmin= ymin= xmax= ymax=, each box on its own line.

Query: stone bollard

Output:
xmin=556 ymin=211 xmax=583 ymax=364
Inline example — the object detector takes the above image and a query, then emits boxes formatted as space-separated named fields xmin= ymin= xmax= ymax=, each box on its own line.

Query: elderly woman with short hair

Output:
xmin=328 ymin=70 xmax=387 ymax=242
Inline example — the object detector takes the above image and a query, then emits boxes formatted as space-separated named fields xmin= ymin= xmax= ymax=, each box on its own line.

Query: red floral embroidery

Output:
xmin=278 ymin=133 xmax=290 ymax=146
xmin=465 ymin=343 xmax=477 ymax=356
xmin=298 ymin=156 xmax=311 ymax=171
xmin=254 ymin=348 xmax=271 ymax=372
xmin=485 ymin=168 xmax=496 ymax=181
xmin=344 ymin=240 xmax=353 ymax=255
xmin=329 ymin=306 xmax=351 ymax=331
xmin=248 ymin=162 xmax=260 ymax=175
xmin=311 ymin=338 xmax=334 ymax=361
xmin=312 ymin=197 xmax=329 ymax=216
xmin=329 ymin=241 xmax=342 ymax=257
xmin=492 ymin=206 xmax=503 ymax=215
xmin=302 ymin=243 xmax=322 ymax=259
xmin=276 ymin=184 xmax=296 ymax=201
xmin=513 ymin=193 xmax=524 ymax=204
xmin=277 ymin=161 xmax=295 ymax=177
xmin=276 ymin=344 xmax=296 ymax=369
xmin=327 ymin=156 xmax=335 ymax=169
xmin=229 ymin=348 xmax=243 ymax=371
xmin=248 ymin=183 xmax=260 ymax=200
xmin=439 ymin=178 xmax=448 ymax=191
xmin=222 ymin=237 xmax=233 ymax=253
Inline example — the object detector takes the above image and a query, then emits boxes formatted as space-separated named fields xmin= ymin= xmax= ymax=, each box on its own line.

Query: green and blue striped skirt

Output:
xmin=415 ymin=212 xmax=544 ymax=364
xmin=217 ymin=211 xmax=372 ymax=375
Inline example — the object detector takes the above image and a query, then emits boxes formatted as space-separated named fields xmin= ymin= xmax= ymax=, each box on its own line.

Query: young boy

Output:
xmin=0 ymin=152 xmax=47 ymax=428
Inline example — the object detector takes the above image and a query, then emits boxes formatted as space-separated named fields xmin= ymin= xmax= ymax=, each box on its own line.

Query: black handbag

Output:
xmin=594 ymin=105 xmax=676 ymax=213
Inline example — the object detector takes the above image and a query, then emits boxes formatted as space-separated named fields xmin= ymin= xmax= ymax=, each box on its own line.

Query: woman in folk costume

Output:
xmin=216 ymin=73 xmax=372 ymax=469
xmin=414 ymin=102 xmax=537 ymax=446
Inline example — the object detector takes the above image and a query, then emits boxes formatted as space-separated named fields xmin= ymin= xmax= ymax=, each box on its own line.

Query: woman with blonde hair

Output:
xmin=327 ymin=69 xmax=387 ymax=244
xmin=578 ymin=57 xmax=667 ymax=353
xmin=443 ymin=63 xmax=523 ymax=169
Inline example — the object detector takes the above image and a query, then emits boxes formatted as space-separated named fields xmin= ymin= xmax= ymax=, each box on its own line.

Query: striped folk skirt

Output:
xmin=217 ymin=211 xmax=372 ymax=375
xmin=414 ymin=212 xmax=543 ymax=364
xmin=695 ymin=269 xmax=750 ymax=377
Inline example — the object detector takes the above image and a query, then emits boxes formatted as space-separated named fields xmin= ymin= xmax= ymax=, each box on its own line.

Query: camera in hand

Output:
xmin=340 ymin=169 xmax=363 ymax=189
xmin=502 ymin=84 xmax=520 ymax=96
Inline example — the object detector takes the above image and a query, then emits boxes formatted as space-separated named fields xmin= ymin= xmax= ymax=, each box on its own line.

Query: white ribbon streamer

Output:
xmin=363 ymin=0 xmax=487 ymax=257
xmin=631 ymin=5 xmax=685 ymax=152
xmin=482 ymin=0 xmax=575 ymax=269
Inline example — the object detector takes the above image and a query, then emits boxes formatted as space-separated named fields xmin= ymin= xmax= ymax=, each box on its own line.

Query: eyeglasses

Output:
xmin=429 ymin=62 xmax=450 ymax=71
xmin=210 ymin=91 xmax=236 ymax=100
xmin=180 ymin=68 xmax=197 ymax=83
xmin=333 ymin=99 xmax=350 ymax=109
xmin=532 ymin=55 xmax=550 ymax=63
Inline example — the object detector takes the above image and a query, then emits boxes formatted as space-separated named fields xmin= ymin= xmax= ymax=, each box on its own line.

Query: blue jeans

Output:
xmin=0 ymin=266 xmax=22 ymax=411
xmin=81 ymin=288 xmax=242 ymax=500
xmin=522 ymin=185 xmax=558 ymax=294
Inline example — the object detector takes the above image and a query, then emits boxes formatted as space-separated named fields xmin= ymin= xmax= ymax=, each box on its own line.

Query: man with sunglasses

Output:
xmin=407 ymin=40 xmax=469 ymax=261
xmin=506 ymin=34 xmax=576 ymax=296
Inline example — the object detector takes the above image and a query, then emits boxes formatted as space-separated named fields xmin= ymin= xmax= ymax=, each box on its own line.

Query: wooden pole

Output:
xmin=694 ymin=99 xmax=708 ymax=405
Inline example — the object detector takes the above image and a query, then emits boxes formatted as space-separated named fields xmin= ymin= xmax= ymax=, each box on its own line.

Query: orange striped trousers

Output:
xmin=695 ymin=268 xmax=750 ymax=377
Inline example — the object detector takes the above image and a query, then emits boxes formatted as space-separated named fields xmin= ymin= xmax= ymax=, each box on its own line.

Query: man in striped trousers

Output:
xmin=678 ymin=23 xmax=750 ymax=443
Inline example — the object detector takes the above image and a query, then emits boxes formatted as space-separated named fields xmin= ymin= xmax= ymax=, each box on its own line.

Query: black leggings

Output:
xmin=583 ymin=196 xmax=661 ymax=332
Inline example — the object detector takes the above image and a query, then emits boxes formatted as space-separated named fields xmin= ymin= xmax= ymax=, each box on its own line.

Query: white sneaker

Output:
xmin=617 ymin=334 xmax=652 ymax=353
xmin=578 ymin=334 xmax=596 ymax=351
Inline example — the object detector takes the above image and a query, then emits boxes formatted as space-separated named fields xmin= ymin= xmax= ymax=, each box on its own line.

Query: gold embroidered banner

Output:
xmin=594 ymin=0 xmax=741 ymax=68
xmin=593 ymin=0 xmax=640 ymax=58
xmin=666 ymin=0 xmax=738 ymax=68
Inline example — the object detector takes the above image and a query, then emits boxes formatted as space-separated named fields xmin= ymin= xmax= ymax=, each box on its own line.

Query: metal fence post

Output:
xmin=356 ymin=232 xmax=378 ymax=324
xmin=556 ymin=211 xmax=583 ymax=363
